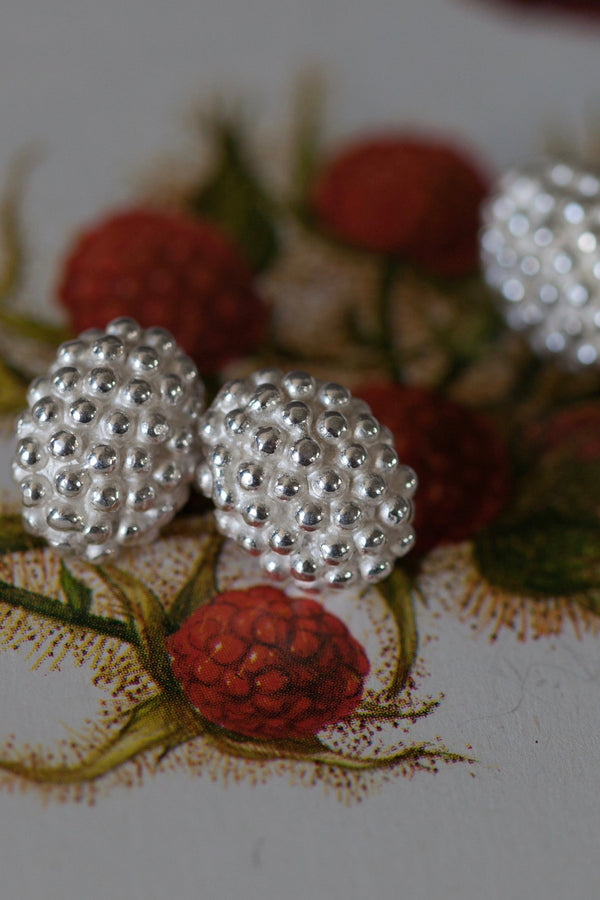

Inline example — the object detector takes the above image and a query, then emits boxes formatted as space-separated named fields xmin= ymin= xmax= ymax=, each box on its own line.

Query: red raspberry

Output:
xmin=478 ymin=0 xmax=600 ymax=20
xmin=311 ymin=135 xmax=489 ymax=277
xmin=167 ymin=586 xmax=370 ymax=740
xmin=357 ymin=384 xmax=511 ymax=553
xmin=527 ymin=402 xmax=600 ymax=463
xmin=58 ymin=208 xmax=268 ymax=373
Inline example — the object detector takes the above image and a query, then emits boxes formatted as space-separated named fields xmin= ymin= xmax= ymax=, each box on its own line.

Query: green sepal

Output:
xmin=189 ymin=117 xmax=279 ymax=273
xmin=59 ymin=561 xmax=92 ymax=615
xmin=97 ymin=565 xmax=177 ymax=692
xmin=0 ymin=693 xmax=203 ymax=786
xmin=168 ymin=528 xmax=225 ymax=630
xmin=0 ymin=309 xmax=71 ymax=347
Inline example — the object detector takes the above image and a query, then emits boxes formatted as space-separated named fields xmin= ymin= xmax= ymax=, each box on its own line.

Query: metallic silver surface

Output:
xmin=12 ymin=318 xmax=205 ymax=562
xmin=196 ymin=369 xmax=417 ymax=590
xmin=481 ymin=159 xmax=600 ymax=369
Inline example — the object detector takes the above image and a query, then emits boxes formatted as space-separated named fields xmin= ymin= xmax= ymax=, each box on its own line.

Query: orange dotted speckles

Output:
xmin=418 ymin=542 xmax=600 ymax=643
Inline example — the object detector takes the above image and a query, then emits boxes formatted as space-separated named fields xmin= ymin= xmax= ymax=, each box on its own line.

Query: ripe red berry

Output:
xmin=478 ymin=0 xmax=600 ymax=20
xmin=527 ymin=402 xmax=600 ymax=463
xmin=357 ymin=384 xmax=510 ymax=553
xmin=167 ymin=586 xmax=370 ymax=740
xmin=58 ymin=208 xmax=268 ymax=373
xmin=312 ymin=135 xmax=489 ymax=277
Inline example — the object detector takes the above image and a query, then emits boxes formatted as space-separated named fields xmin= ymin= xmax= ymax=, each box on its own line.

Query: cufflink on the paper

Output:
xmin=12 ymin=317 xmax=205 ymax=562
xmin=481 ymin=158 xmax=600 ymax=370
xmin=196 ymin=369 xmax=418 ymax=589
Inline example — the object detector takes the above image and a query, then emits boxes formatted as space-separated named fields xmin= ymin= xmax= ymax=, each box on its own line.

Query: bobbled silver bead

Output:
xmin=196 ymin=369 xmax=417 ymax=590
xmin=481 ymin=158 xmax=600 ymax=370
xmin=12 ymin=318 xmax=205 ymax=562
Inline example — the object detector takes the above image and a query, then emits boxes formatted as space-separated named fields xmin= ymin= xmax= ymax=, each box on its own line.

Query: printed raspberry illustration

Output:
xmin=357 ymin=383 xmax=510 ymax=553
xmin=168 ymin=586 xmax=370 ymax=740
xmin=58 ymin=208 xmax=268 ymax=373
xmin=312 ymin=134 xmax=489 ymax=277
xmin=526 ymin=402 xmax=600 ymax=463
xmin=478 ymin=0 xmax=600 ymax=21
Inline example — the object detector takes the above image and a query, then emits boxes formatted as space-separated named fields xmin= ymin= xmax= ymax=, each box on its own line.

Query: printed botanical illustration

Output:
xmin=1 ymin=86 xmax=600 ymax=800
xmin=0 ymin=508 xmax=467 ymax=801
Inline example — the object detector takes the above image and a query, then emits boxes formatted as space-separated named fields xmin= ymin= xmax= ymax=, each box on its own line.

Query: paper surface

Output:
xmin=2 ymin=2 xmax=600 ymax=898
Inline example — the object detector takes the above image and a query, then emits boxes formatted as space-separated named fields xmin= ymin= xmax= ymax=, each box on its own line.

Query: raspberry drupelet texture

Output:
xmin=312 ymin=135 xmax=489 ymax=278
xmin=12 ymin=317 xmax=205 ymax=562
xmin=357 ymin=383 xmax=511 ymax=554
xmin=59 ymin=208 xmax=268 ymax=373
xmin=168 ymin=586 xmax=370 ymax=740
xmin=196 ymin=369 xmax=418 ymax=589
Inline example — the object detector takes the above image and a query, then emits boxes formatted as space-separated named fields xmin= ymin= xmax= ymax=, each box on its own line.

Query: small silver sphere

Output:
xmin=481 ymin=158 xmax=600 ymax=369
xmin=196 ymin=369 xmax=417 ymax=590
xmin=12 ymin=318 xmax=205 ymax=562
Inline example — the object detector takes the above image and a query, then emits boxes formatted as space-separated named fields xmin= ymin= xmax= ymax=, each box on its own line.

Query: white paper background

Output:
xmin=2 ymin=1 xmax=600 ymax=897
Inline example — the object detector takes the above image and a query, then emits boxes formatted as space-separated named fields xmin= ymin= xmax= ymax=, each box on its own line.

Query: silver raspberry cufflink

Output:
xmin=12 ymin=332 xmax=418 ymax=587
xmin=196 ymin=369 xmax=417 ymax=590
xmin=12 ymin=318 xmax=205 ymax=562
xmin=481 ymin=158 xmax=600 ymax=370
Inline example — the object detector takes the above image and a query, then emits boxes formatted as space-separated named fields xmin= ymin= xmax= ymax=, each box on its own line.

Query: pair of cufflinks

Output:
xmin=12 ymin=317 xmax=417 ymax=591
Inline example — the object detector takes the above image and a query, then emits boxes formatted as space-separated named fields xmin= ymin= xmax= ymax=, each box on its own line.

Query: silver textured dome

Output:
xmin=196 ymin=369 xmax=417 ymax=590
xmin=12 ymin=317 xmax=205 ymax=562
xmin=481 ymin=158 xmax=600 ymax=369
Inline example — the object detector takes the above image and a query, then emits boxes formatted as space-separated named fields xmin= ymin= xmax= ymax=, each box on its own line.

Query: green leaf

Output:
xmin=59 ymin=561 xmax=92 ymax=614
xmin=190 ymin=116 xmax=279 ymax=272
xmin=0 ymin=577 xmax=139 ymax=645
xmin=377 ymin=567 xmax=419 ymax=698
xmin=474 ymin=509 xmax=600 ymax=605
xmin=0 ymin=515 xmax=45 ymax=555
xmin=0 ymin=308 xmax=71 ymax=346
xmin=514 ymin=456 xmax=600 ymax=524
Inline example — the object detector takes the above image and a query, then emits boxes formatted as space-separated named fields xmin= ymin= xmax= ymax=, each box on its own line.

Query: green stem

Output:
xmin=289 ymin=71 xmax=325 ymax=212
xmin=0 ymin=578 xmax=139 ymax=646
xmin=169 ymin=530 xmax=225 ymax=629
xmin=353 ymin=696 xmax=440 ymax=722
xmin=378 ymin=256 xmax=402 ymax=382
xmin=377 ymin=567 xmax=419 ymax=699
